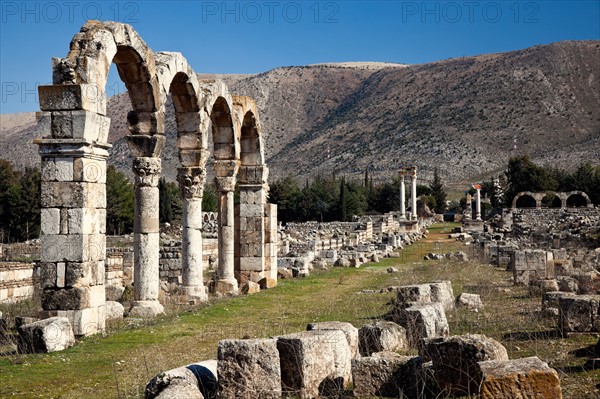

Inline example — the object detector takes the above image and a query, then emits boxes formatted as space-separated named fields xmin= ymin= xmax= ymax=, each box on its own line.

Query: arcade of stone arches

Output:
xmin=35 ymin=21 xmax=276 ymax=335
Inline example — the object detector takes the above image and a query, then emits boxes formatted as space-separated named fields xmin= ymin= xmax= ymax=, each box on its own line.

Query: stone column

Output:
xmin=399 ymin=172 xmax=406 ymax=221
xmin=475 ymin=188 xmax=482 ymax=221
xmin=35 ymin=87 xmax=111 ymax=336
xmin=237 ymin=165 xmax=269 ymax=284
xmin=465 ymin=193 xmax=473 ymax=220
xmin=178 ymin=166 xmax=208 ymax=303
xmin=410 ymin=167 xmax=418 ymax=220
xmin=213 ymin=160 xmax=240 ymax=295
xmin=130 ymin=157 xmax=164 ymax=316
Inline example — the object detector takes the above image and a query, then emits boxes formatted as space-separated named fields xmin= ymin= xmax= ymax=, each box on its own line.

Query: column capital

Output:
xmin=215 ymin=176 xmax=236 ymax=192
xmin=212 ymin=159 xmax=240 ymax=178
xmin=239 ymin=164 xmax=268 ymax=186
xmin=133 ymin=157 xmax=161 ymax=187
xmin=177 ymin=167 xmax=206 ymax=199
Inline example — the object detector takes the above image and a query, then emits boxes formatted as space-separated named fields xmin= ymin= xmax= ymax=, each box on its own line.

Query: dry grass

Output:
xmin=1 ymin=222 xmax=598 ymax=398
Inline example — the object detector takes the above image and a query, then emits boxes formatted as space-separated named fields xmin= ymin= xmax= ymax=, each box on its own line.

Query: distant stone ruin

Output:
xmin=33 ymin=20 xmax=276 ymax=336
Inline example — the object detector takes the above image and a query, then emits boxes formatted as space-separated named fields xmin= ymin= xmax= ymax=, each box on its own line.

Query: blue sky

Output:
xmin=1 ymin=0 xmax=599 ymax=114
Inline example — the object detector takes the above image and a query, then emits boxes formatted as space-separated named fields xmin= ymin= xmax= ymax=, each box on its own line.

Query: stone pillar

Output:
xmin=264 ymin=203 xmax=278 ymax=282
xmin=475 ymin=188 xmax=482 ymax=221
xmin=465 ymin=193 xmax=472 ymax=220
xmin=178 ymin=166 xmax=208 ymax=303
xmin=213 ymin=160 xmax=240 ymax=295
xmin=237 ymin=165 xmax=269 ymax=284
xmin=130 ymin=157 xmax=164 ymax=316
xmin=35 ymin=90 xmax=111 ymax=336
xmin=399 ymin=172 xmax=406 ymax=221
xmin=410 ymin=167 xmax=418 ymax=220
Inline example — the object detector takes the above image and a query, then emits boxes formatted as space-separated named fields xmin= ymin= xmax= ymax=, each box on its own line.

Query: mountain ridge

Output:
xmin=1 ymin=40 xmax=598 ymax=188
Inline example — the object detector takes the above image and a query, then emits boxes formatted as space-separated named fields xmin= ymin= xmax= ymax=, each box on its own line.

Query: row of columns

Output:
xmin=399 ymin=166 xmax=418 ymax=221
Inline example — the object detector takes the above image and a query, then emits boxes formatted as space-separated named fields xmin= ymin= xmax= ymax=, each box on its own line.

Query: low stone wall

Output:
xmin=0 ymin=262 xmax=37 ymax=303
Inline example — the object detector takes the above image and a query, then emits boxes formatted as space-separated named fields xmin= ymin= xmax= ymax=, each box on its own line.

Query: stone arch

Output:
xmin=36 ymin=20 xmax=276 ymax=328
xmin=565 ymin=191 xmax=592 ymax=207
xmin=512 ymin=192 xmax=539 ymax=208
xmin=541 ymin=191 xmax=561 ymax=208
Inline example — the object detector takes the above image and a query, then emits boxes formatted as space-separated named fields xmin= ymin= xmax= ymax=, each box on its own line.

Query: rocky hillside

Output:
xmin=2 ymin=41 xmax=599 ymax=187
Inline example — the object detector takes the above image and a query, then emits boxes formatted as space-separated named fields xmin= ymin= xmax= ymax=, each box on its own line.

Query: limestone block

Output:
xmin=258 ymin=277 xmax=277 ymax=289
xmin=425 ymin=334 xmax=508 ymax=396
xmin=559 ymin=294 xmax=600 ymax=333
xmin=477 ymin=356 xmax=562 ymax=399
xmin=134 ymin=233 xmax=160 ymax=301
xmin=240 ymin=204 xmax=263 ymax=218
xmin=127 ymin=135 xmax=166 ymax=158
xmin=358 ymin=321 xmax=407 ymax=356
xmin=36 ymin=111 xmax=52 ymax=138
xmin=41 ymin=181 xmax=106 ymax=208
xmin=240 ymin=257 xmax=264 ymax=272
xmin=396 ymin=284 xmax=431 ymax=306
xmin=49 ymin=110 xmax=110 ymax=142
xmin=67 ymin=208 xmax=101 ymax=234
xmin=394 ymin=302 xmax=449 ymax=347
xmin=557 ymin=276 xmax=579 ymax=292
xmin=429 ymin=281 xmax=454 ymax=311
xmin=41 ymin=157 xmax=74 ymax=181
xmin=307 ymin=321 xmax=359 ymax=360
xmin=39 ymin=84 xmax=107 ymax=114
xmin=217 ymin=338 xmax=281 ymax=399
xmin=542 ymin=291 xmax=575 ymax=312
xmin=351 ymin=353 xmax=422 ymax=398
xmin=174 ymin=112 xmax=202 ymax=134
xmin=240 ymin=281 xmax=260 ymax=295
xmin=105 ymin=301 xmax=124 ymax=320
xmin=73 ymin=157 xmax=107 ymax=183
xmin=42 ymin=284 xmax=105 ymax=310
xmin=38 ymin=262 xmax=57 ymax=289
xmin=18 ymin=317 xmax=75 ymax=353
xmin=457 ymin=293 xmax=483 ymax=311
xmin=40 ymin=208 xmax=61 ymax=235
xmin=278 ymin=330 xmax=351 ymax=398
xmin=129 ymin=300 xmax=164 ymax=318
xmin=146 ymin=359 xmax=217 ymax=399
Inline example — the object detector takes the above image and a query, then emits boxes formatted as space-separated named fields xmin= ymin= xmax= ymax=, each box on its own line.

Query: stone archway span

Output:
xmin=35 ymin=20 xmax=275 ymax=331
xmin=512 ymin=191 xmax=542 ymax=208
xmin=565 ymin=190 xmax=593 ymax=207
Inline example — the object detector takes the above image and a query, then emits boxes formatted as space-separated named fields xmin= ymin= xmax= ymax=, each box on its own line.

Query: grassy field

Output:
xmin=1 ymin=222 xmax=598 ymax=398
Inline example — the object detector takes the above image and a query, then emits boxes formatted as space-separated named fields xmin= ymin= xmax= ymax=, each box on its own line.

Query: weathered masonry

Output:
xmin=34 ymin=20 xmax=276 ymax=336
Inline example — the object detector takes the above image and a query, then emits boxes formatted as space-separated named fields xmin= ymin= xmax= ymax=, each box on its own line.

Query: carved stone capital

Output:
xmin=177 ymin=167 xmax=206 ymax=199
xmin=215 ymin=176 xmax=236 ymax=192
xmin=133 ymin=157 xmax=161 ymax=187
xmin=212 ymin=159 xmax=240 ymax=178
xmin=239 ymin=165 xmax=268 ymax=185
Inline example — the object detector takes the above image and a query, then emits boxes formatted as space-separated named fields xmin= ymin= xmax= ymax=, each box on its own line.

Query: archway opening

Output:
xmin=566 ymin=193 xmax=588 ymax=207
xmin=515 ymin=194 xmax=536 ymax=208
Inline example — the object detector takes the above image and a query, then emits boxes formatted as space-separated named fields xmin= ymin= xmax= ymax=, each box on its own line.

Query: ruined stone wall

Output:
xmin=504 ymin=207 xmax=600 ymax=248
xmin=0 ymin=262 xmax=37 ymax=303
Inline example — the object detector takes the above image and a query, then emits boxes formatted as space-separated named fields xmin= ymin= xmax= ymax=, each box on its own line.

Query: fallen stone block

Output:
xmin=424 ymin=334 xmax=508 ymax=396
xmin=457 ymin=292 xmax=483 ymax=311
xmin=393 ymin=302 xmax=449 ymax=347
xmin=145 ymin=359 xmax=217 ymax=399
xmin=258 ymin=277 xmax=277 ymax=289
xmin=558 ymin=294 xmax=600 ymax=333
xmin=429 ymin=281 xmax=454 ymax=311
xmin=218 ymin=338 xmax=281 ymax=399
xmin=477 ymin=356 xmax=562 ymax=399
xmin=105 ymin=301 xmax=124 ymax=320
xmin=396 ymin=284 xmax=431 ymax=306
xmin=240 ymin=281 xmax=261 ymax=295
xmin=351 ymin=352 xmax=422 ymax=398
xmin=358 ymin=321 xmax=407 ymax=356
xmin=18 ymin=316 xmax=75 ymax=353
xmin=278 ymin=330 xmax=351 ymax=398
xmin=307 ymin=321 xmax=359 ymax=359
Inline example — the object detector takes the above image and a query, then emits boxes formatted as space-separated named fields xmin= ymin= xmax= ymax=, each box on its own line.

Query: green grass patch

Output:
xmin=1 ymin=223 xmax=597 ymax=398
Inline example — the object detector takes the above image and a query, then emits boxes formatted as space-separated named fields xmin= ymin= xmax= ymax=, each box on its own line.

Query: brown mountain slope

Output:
xmin=1 ymin=41 xmax=598 ymax=187
xmin=265 ymin=40 xmax=600 ymax=186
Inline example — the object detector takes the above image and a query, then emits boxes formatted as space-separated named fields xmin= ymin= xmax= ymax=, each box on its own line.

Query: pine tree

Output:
xmin=430 ymin=168 xmax=447 ymax=214
xmin=339 ymin=176 xmax=347 ymax=221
